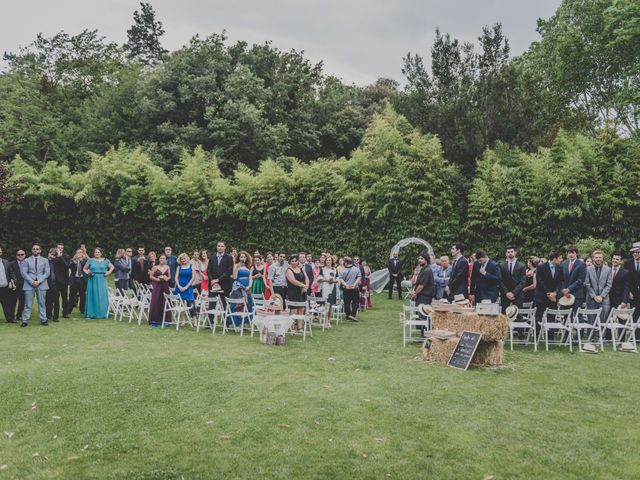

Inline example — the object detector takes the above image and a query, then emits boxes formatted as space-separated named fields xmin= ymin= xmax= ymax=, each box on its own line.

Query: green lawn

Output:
xmin=1 ymin=294 xmax=639 ymax=479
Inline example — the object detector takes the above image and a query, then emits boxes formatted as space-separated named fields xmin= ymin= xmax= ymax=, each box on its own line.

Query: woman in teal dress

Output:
xmin=83 ymin=247 xmax=114 ymax=319
xmin=250 ymin=255 xmax=265 ymax=296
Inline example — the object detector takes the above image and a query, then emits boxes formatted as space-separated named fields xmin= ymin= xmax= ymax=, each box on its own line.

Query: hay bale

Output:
xmin=471 ymin=340 xmax=504 ymax=367
xmin=422 ymin=335 xmax=459 ymax=364
xmin=431 ymin=311 xmax=508 ymax=342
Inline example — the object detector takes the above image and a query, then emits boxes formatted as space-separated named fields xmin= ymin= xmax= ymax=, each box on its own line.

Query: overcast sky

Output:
xmin=2 ymin=0 xmax=561 ymax=85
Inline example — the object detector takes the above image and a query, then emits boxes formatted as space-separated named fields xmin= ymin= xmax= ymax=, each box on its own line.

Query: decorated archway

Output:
xmin=369 ymin=237 xmax=434 ymax=293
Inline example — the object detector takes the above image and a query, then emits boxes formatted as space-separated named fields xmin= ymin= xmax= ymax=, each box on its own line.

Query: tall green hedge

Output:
xmin=0 ymin=106 xmax=462 ymax=267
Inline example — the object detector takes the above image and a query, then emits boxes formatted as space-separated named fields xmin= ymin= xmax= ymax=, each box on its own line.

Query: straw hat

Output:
xmin=617 ymin=309 xmax=630 ymax=321
xmin=210 ymin=284 xmax=223 ymax=293
xmin=505 ymin=305 xmax=519 ymax=320
xmin=620 ymin=342 xmax=636 ymax=352
xmin=558 ymin=294 xmax=575 ymax=307
xmin=580 ymin=343 xmax=598 ymax=354
xmin=629 ymin=241 xmax=640 ymax=253
xmin=418 ymin=304 xmax=434 ymax=316
xmin=453 ymin=294 xmax=470 ymax=306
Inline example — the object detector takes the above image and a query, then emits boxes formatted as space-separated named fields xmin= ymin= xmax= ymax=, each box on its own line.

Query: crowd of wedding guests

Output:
xmin=397 ymin=241 xmax=640 ymax=326
xmin=0 ymin=241 xmax=375 ymax=329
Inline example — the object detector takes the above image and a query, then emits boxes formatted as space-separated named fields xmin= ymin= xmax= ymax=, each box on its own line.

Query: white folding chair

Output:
xmin=253 ymin=293 xmax=265 ymax=307
xmin=162 ymin=293 xmax=193 ymax=330
xmin=538 ymin=308 xmax=573 ymax=352
xmin=604 ymin=307 xmax=637 ymax=351
xmin=570 ymin=307 xmax=604 ymax=352
xmin=196 ymin=295 xmax=223 ymax=334
xmin=107 ymin=287 xmax=121 ymax=319
xmin=112 ymin=288 xmax=131 ymax=322
xmin=308 ymin=295 xmax=329 ymax=331
xmin=287 ymin=300 xmax=312 ymax=340
xmin=223 ymin=297 xmax=252 ymax=335
xmin=332 ymin=299 xmax=344 ymax=325
xmin=508 ymin=306 xmax=537 ymax=351
xmin=402 ymin=304 xmax=428 ymax=347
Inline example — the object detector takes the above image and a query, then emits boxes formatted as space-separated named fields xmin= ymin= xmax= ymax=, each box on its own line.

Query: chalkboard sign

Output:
xmin=448 ymin=331 xmax=482 ymax=370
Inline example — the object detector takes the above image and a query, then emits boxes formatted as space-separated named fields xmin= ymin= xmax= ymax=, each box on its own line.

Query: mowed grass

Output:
xmin=1 ymin=294 xmax=639 ymax=479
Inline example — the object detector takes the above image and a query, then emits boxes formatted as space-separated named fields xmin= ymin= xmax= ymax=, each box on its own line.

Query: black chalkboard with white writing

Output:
xmin=448 ymin=331 xmax=482 ymax=370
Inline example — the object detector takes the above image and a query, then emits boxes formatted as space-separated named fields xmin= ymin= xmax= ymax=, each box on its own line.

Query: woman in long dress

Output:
xmin=250 ymin=255 xmax=265 ymax=296
xmin=229 ymin=251 xmax=253 ymax=329
xmin=199 ymin=250 xmax=210 ymax=293
xmin=286 ymin=255 xmax=309 ymax=333
xmin=361 ymin=260 xmax=373 ymax=308
xmin=264 ymin=252 xmax=273 ymax=300
xmin=318 ymin=255 xmax=338 ymax=328
xmin=148 ymin=253 xmax=171 ymax=326
xmin=84 ymin=247 xmax=114 ymax=319
xmin=174 ymin=253 xmax=196 ymax=318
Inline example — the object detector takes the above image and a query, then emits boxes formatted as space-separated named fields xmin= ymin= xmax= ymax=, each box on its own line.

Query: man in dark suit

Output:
xmin=132 ymin=247 xmax=151 ymax=286
xmin=499 ymin=246 xmax=527 ymax=312
xmin=164 ymin=246 xmax=178 ymax=288
xmin=609 ymin=252 xmax=629 ymax=309
xmin=534 ymin=250 xmax=564 ymax=329
xmin=561 ymin=245 xmax=587 ymax=312
xmin=387 ymin=252 xmax=403 ymax=300
xmin=45 ymin=248 xmax=63 ymax=322
xmin=55 ymin=243 xmax=71 ymax=318
xmin=470 ymin=249 xmax=502 ymax=303
xmin=447 ymin=243 xmax=469 ymax=301
xmin=208 ymin=240 xmax=234 ymax=306
xmin=0 ymin=254 xmax=18 ymax=323
xmin=68 ymin=248 xmax=88 ymax=315
xmin=624 ymin=242 xmax=640 ymax=321
xmin=7 ymin=249 xmax=26 ymax=322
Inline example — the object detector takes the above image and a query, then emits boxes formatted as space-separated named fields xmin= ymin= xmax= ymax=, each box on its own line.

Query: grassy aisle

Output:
xmin=1 ymin=295 xmax=639 ymax=479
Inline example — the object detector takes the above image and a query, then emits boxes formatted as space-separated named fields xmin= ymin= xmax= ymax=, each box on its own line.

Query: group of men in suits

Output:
xmin=402 ymin=241 xmax=640 ymax=327
xmin=0 ymin=243 xmax=91 ymax=326
xmin=533 ymin=243 xmax=640 ymax=326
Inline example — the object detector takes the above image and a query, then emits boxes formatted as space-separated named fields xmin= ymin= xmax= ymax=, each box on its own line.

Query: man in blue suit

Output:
xmin=561 ymin=245 xmax=587 ymax=311
xmin=164 ymin=246 xmax=178 ymax=288
xmin=470 ymin=249 xmax=502 ymax=303
xmin=21 ymin=243 xmax=50 ymax=326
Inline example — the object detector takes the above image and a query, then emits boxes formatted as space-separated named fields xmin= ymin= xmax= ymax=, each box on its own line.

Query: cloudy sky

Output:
xmin=2 ymin=0 xmax=561 ymax=85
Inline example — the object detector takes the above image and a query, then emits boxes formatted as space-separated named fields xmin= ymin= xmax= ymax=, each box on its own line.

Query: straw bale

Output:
xmin=431 ymin=311 xmax=508 ymax=342
xmin=470 ymin=340 xmax=504 ymax=367
xmin=422 ymin=336 xmax=459 ymax=364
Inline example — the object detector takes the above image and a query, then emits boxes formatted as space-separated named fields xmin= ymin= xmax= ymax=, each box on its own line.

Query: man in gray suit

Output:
xmin=584 ymin=250 xmax=612 ymax=323
xmin=21 ymin=243 xmax=50 ymax=327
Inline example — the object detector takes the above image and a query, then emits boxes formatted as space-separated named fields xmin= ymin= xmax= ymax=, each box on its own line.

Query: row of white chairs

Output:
xmin=511 ymin=304 xmax=637 ymax=352
xmin=108 ymin=287 xmax=348 ymax=342
xmin=400 ymin=300 xmax=638 ymax=353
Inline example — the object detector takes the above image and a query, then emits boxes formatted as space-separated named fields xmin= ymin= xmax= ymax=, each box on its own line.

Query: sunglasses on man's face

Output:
xmin=17 ymin=253 xmax=25 ymax=256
